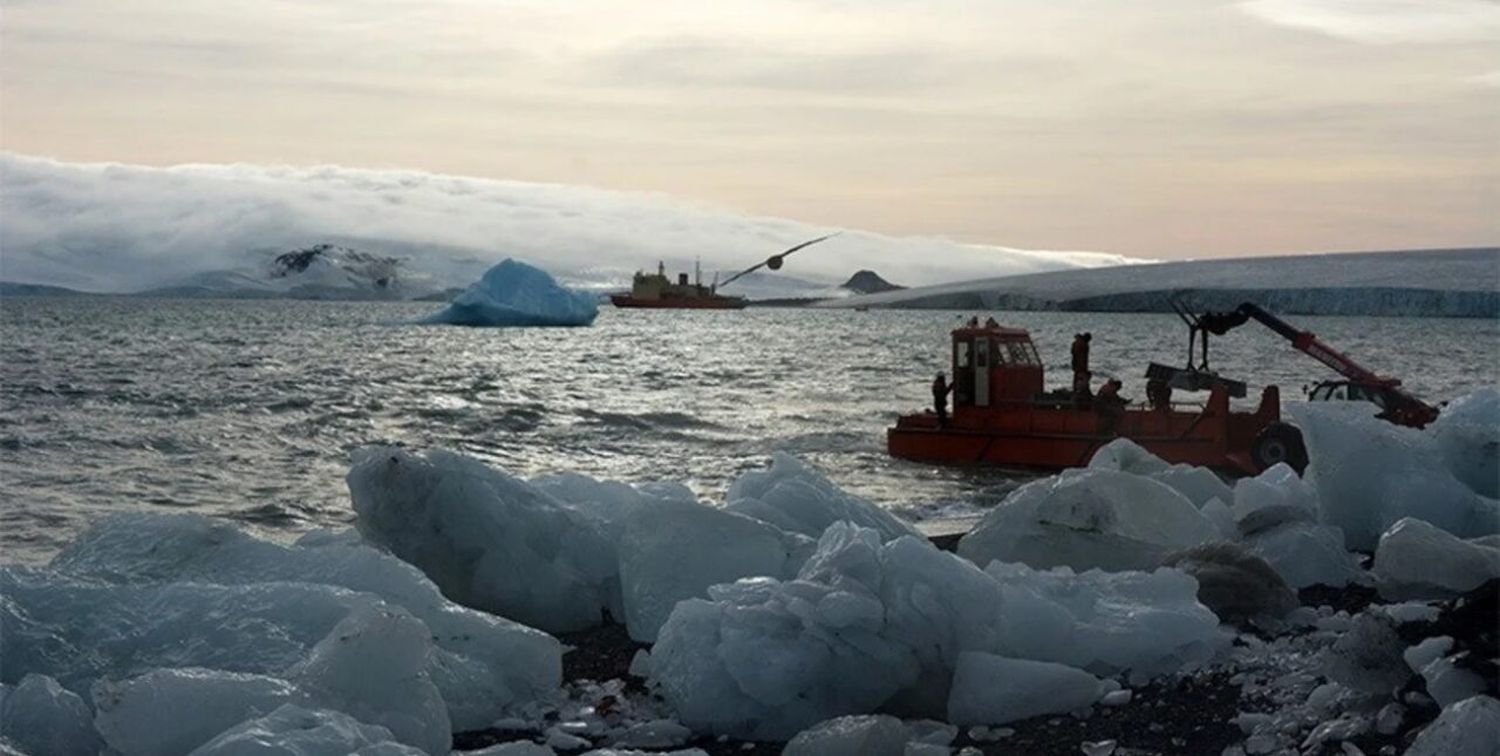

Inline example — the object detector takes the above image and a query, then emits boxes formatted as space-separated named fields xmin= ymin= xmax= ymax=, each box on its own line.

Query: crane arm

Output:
xmin=1199 ymin=302 xmax=1439 ymax=426
xmin=718 ymin=232 xmax=841 ymax=289
xmin=1202 ymin=303 xmax=1388 ymax=385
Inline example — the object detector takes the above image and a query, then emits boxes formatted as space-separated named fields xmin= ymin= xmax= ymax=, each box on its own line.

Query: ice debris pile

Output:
xmin=418 ymin=258 xmax=598 ymax=327
xmin=960 ymin=388 xmax=1500 ymax=596
xmin=347 ymin=448 xmax=902 ymax=643
xmin=0 ymin=513 xmax=560 ymax=754
xmin=643 ymin=522 xmax=1227 ymax=738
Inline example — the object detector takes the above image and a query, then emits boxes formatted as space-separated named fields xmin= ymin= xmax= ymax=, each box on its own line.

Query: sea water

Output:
xmin=2 ymin=296 xmax=1494 ymax=562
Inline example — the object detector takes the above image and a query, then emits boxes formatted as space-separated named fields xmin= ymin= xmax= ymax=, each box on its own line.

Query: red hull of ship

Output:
xmin=610 ymin=295 xmax=747 ymax=309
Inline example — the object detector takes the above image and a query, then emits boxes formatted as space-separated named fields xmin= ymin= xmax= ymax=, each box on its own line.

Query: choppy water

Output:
xmin=2 ymin=296 xmax=1495 ymax=563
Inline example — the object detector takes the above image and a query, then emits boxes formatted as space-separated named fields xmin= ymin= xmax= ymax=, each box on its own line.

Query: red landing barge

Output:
xmin=887 ymin=319 xmax=1304 ymax=475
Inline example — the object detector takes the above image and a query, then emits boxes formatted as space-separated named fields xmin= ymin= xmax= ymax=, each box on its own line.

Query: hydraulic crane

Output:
xmin=1178 ymin=301 xmax=1440 ymax=428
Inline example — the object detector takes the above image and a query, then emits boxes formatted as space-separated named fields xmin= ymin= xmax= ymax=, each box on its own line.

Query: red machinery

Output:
xmin=1189 ymin=302 xmax=1440 ymax=428
xmin=887 ymin=318 xmax=1303 ymax=475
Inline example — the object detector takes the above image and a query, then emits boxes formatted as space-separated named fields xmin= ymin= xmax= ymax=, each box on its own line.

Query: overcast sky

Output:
xmin=3 ymin=0 xmax=1496 ymax=260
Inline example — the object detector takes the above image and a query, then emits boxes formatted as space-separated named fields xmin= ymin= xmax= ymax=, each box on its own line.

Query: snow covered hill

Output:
xmin=0 ymin=154 xmax=1132 ymax=297
xmin=822 ymin=247 xmax=1500 ymax=317
xmin=139 ymin=244 xmax=442 ymax=300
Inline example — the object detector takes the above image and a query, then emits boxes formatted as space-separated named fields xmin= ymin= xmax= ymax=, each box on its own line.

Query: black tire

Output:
xmin=1252 ymin=422 xmax=1309 ymax=474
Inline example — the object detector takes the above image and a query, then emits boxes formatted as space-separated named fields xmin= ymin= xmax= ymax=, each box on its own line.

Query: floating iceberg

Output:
xmin=956 ymin=468 xmax=1216 ymax=573
xmin=418 ymin=258 xmax=598 ymax=327
xmin=648 ymin=523 xmax=1225 ymax=739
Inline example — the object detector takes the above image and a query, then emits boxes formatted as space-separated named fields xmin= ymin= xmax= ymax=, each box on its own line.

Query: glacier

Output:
xmin=822 ymin=247 xmax=1500 ymax=317
xmin=418 ymin=259 xmax=599 ymax=327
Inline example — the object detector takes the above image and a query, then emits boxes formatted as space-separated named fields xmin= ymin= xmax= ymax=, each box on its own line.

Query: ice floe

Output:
xmin=418 ymin=258 xmax=598 ymax=327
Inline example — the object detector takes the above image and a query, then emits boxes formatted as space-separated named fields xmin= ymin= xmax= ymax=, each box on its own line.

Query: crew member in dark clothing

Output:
xmin=1096 ymin=378 xmax=1126 ymax=435
xmin=1070 ymin=332 xmax=1092 ymax=409
xmin=1146 ymin=377 xmax=1172 ymax=412
xmin=932 ymin=372 xmax=954 ymax=426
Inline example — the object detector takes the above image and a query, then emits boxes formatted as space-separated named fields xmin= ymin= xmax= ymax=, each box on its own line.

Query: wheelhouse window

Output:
xmin=955 ymin=341 xmax=971 ymax=369
xmin=1004 ymin=340 xmax=1038 ymax=366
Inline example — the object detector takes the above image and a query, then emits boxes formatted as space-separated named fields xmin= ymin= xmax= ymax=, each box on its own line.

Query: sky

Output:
xmin=2 ymin=0 xmax=1497 ymax=260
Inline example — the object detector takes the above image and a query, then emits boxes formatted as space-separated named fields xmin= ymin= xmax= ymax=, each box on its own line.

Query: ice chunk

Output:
xmin=92 ymin=669 xmax=308 ymax=756
xmin=1289 ymin=402 xmax=1500 ymax=551
xmin=287 ymin=605 xmax=451 ymax=755
xmin=1318 ymin=613 xmax=1410 ymax=693
xmin=347 ymin=446 xmax=619 ymax=633
xmin=617 ymin=496 xmax=810 ymax=642
xmin=467 ymin=744 xmax=557 ymax=756
xmin=649 ymin=527 xmax=973 ymax=738
xmin=1405 ymin=695 xmax=1500 ymax=756
xmin=0 ymin=674 xmax=103 ymax=756
xmin=1161 ymin=542 xmax=1297 ymax=621
xmin=1415 ymin=654 xmax=1488 ymax=708
xmin=649 ymin=524 xmax=1224 ymax=738
xmin=1239 ymin=521 xmax=1363 ymax=590
xmin=468 ymin=744 xmax=557 ymax=756
xmin=1428 ymin=388 xmax=1500 ymax=498
xmin=946 ymin=653 xmax=1103 ymax=725
xmin=957 ymin=468 xmax=1216 ymax=573
xmin=725 ymin=452 xmax=920 ymax=542
xmin=1231 ymin=463 xmax=1317 ymax=524
xmin=1087 ymin=438 xmax=1171 ymax=476
xmin=186 ymin=704 xmax=423 ymax=756
xmin=1 ymin=566 xmax=378 ymax=688
xmin=1372 ymin=517 xmax=1500 ymax=599
xmin=418 ymin=259 xmax=597 ymax=327
xmin=46 ymin=513 xmax=560 ymax=730
xmin=1088 ymin=439 xmax=1233 ymax=507
xmin=983 ymin=561 xmax=1228 ymax=677
xmin=782 ymin=714 xmax=910 ymax=756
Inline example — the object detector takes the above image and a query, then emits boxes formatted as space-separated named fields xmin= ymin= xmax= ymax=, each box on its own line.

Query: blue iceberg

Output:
xmin=420 ymin=259 xmax=598 ymax=327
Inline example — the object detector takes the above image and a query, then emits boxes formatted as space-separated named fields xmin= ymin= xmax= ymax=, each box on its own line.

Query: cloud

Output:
xmin=1239 ymin=0 xmax=1500 ymax=44
xmin=0 ymin=153 xmax=1135 ymax=293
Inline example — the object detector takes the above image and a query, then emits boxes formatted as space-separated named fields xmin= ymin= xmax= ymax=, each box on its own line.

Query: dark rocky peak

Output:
xmin=841 ymin=270 xmax=904 ymax=294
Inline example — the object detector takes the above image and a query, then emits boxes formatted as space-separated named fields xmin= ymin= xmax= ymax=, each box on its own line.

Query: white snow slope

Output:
xmin=822 ymin=247 xmax=1500 ymax=317
xmin=0 ymin=153 xmax=1131 ymax=296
